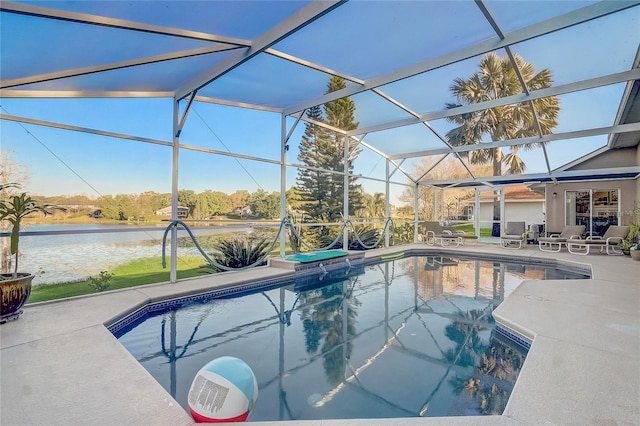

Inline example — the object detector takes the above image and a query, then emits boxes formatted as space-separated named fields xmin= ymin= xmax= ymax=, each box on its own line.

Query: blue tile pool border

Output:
xmin=368 ymin=248 xmax=591 ymax=276
xmin=106 ymin=275 xmax=291 ymax=335
xmin=495 ymin=323 xmax=533 ymax=350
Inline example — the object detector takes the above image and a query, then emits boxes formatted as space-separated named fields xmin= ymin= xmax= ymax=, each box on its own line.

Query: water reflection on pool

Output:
xmin=115 ymin=255 xmax=589 ymax=421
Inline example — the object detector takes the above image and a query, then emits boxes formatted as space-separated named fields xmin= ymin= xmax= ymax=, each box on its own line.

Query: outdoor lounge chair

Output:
xmin=449 ymin=228 xmax=478 ymax=244
xmin=566 ymin=225 xmax=630 ymax=255
xmin=424 ymin=221 xmax=478 ymax=247
xmin=424 ymin=221 xmax=460 ymax=246
xmin=538 ymin=225 xmax=585 ymax=252
xmin=500 ymin=221 xmax=526 ymax=249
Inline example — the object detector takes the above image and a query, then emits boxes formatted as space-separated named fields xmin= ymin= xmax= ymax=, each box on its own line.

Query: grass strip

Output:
xmin=452 ymin=224 xmax=494 ymax=237
xmin=28 ymin=256 xmax=211 ymax=303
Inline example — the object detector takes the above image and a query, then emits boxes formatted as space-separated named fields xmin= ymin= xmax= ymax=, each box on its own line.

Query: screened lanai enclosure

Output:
xmin=1 ymin=1 xmax=639 ymax=284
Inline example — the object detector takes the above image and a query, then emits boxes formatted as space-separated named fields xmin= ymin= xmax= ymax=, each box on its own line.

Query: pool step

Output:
xmin=269 ymin=251 xmax=366 ymax=276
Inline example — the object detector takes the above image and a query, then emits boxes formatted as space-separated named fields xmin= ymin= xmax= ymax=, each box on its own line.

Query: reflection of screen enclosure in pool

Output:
xmin=114 ymin=256 xmax=589 ymax=421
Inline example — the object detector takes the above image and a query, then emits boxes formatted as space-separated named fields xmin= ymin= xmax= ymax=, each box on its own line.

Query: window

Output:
xmin=565 ymin=189 xmax=619 ymax=236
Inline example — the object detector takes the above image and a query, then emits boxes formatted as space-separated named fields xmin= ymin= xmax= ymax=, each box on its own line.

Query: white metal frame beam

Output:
xmin=0 ymin=112 xmax=285 ymax=165
xmin=370 ymin=89 xmax=475 ymax=180
xmin=0 ymin=1 xmax=250 ymax=45
xmin=389 ymin=122 xmax=640 ymax=160
xmin=0 ymin=113 xmax=173 ymax=146
xmin=266 ymin=48 xmax=366 ymax=86
xmin=349 ymin=68 xmax=640 ymax=137
xmin=1 ymin=45 xmax=241 ymax=90
xmin=0 ymin=90 xmax=174 ymax=98
xmin=419 ymin=166 xmax=640 ymax=188
xmin=175 ymin=0 xmax=347 ymax=100
xmin=194 ymin=96 xmax=283 ymax=114
xmin=284 ymin=1 xmax=639 ymax=115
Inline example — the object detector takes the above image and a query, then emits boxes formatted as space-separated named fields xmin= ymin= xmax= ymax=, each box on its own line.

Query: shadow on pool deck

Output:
xmin=1 ymin=242 xmax=638 ymax=426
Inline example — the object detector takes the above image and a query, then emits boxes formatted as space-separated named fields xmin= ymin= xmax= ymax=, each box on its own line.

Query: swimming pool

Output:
xmin=114 ymin=255 xmax=589 ymax=421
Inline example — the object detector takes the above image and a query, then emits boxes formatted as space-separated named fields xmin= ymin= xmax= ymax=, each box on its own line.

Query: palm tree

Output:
xmin=445 ymin=52 xmax=559 ymax=235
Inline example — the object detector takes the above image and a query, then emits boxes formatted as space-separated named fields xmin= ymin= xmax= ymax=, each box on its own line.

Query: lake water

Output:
xmin=3 ymin=223 xmax=257 ymax=285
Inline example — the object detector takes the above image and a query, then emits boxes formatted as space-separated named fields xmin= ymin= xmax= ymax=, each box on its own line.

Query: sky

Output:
xmin=1 ymin=1 xmax=638 ymax=206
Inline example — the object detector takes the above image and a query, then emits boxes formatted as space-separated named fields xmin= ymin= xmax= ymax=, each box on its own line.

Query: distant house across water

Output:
xmin=155 ymin=206 xmax=189 ymax=219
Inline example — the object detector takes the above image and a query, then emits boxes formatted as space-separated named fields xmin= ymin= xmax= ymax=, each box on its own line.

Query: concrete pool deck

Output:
xmin=1 ymin=242 xmax=638 ymax=425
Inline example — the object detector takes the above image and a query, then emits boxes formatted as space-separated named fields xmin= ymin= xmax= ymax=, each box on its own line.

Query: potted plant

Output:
xmin=628 ymin=201 xmax=640 ymax=261
xmin=617 ymin=238 xmax=633 ymax=256
xmin=0 ymin=183 xmax=64 ymax=323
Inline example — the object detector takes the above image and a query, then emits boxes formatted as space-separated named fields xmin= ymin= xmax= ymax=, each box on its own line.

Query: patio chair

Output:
xmin=538 ymin=225 xmax=585 ymax=252
xmin=566 ymin=225 xmax=630 ymax=255
xmin=446 ymin=227 xmax=478 ymax=245
xmin=500 ymin=221 xmax=526 ymax=249
xmin=423 ymin=222 xmax=478 ymax=246
xmin=423 ymin=221 xmax=461 ymax=247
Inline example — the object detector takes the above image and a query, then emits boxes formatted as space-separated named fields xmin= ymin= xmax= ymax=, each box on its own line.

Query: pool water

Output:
xmin=114 ymin=255 xmax=589 ymax=421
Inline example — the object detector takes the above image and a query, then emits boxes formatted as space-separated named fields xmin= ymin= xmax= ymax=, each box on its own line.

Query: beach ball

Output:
xmin=188 ymin=356 xmax=258 ymax=423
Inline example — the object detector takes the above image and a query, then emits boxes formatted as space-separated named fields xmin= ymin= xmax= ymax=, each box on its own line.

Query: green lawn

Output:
xmin=28 ymin=256 xmax=211 ymax=304
xmin=452 ymin=224 xmax=493 ymax=237
xmin=27 ymin=239 xmax=294 ymax=304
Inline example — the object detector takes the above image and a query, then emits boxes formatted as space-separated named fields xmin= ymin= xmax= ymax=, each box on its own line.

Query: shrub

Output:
xmin=211 ymin=237 xmax=270 ymax=271
xmin=87 ymin=271 xmax=114 ymax=292
xmin=393 ymin=222 xmax=414 ymax=244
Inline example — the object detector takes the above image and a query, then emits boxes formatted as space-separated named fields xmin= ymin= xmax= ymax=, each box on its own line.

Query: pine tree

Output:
xmin=296 ymin=105 xmax=330 ymax=220
xmin=296 ymin=76 xmax=363 ymax=223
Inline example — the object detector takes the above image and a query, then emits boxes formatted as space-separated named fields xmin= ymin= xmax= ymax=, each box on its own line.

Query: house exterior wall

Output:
xmin=569 ymin=146 xmax=637 ymax=169
xmin=544 ymin=179 xmax=636 ymax=234
xmin=477 ymin=201 xmax=544 ymax=227
xmin=636 ymin=145 xmax=640 ymax=201
xmin=541 ymin=145 xmax=639 ymax=234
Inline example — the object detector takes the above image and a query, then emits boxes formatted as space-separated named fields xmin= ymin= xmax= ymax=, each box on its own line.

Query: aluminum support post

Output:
xmin=498 ymin=186 xmax=506 ymax=236
xmin=500 ymin=187 xmax=506 ymax=235
xmin=170 ymin=99 xmax=180 ymax=283
xmin=343 ymin=135 xmax=349 ymax=251
xmin=474 ymin=188 xmax=480 ymax=238
xmin=414 ymin=183 xmax=419 ymax=243
xmin=385 ymin=159 xmax=390 ymax=247
xmin=280 ymin=114 xmax=287 ymax=258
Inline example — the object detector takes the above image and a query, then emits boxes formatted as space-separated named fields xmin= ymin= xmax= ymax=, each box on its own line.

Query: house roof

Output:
xmin=476 ymin=185 xmax=545 ymax=203
xmin=505 ymin=185 xmax=545 ymax=201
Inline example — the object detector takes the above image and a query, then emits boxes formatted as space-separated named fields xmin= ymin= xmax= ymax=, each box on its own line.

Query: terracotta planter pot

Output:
xmin=0 ymin=273 xmax=34 ymax=323
xmin=630 ymin=249 xmax=640 ymax=261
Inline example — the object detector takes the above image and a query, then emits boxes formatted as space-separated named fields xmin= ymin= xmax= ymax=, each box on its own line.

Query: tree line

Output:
xmin=37 ymin=189 xmax=281 ymax=221
xmin=37 ymin=187 xmax=406 ymax=222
